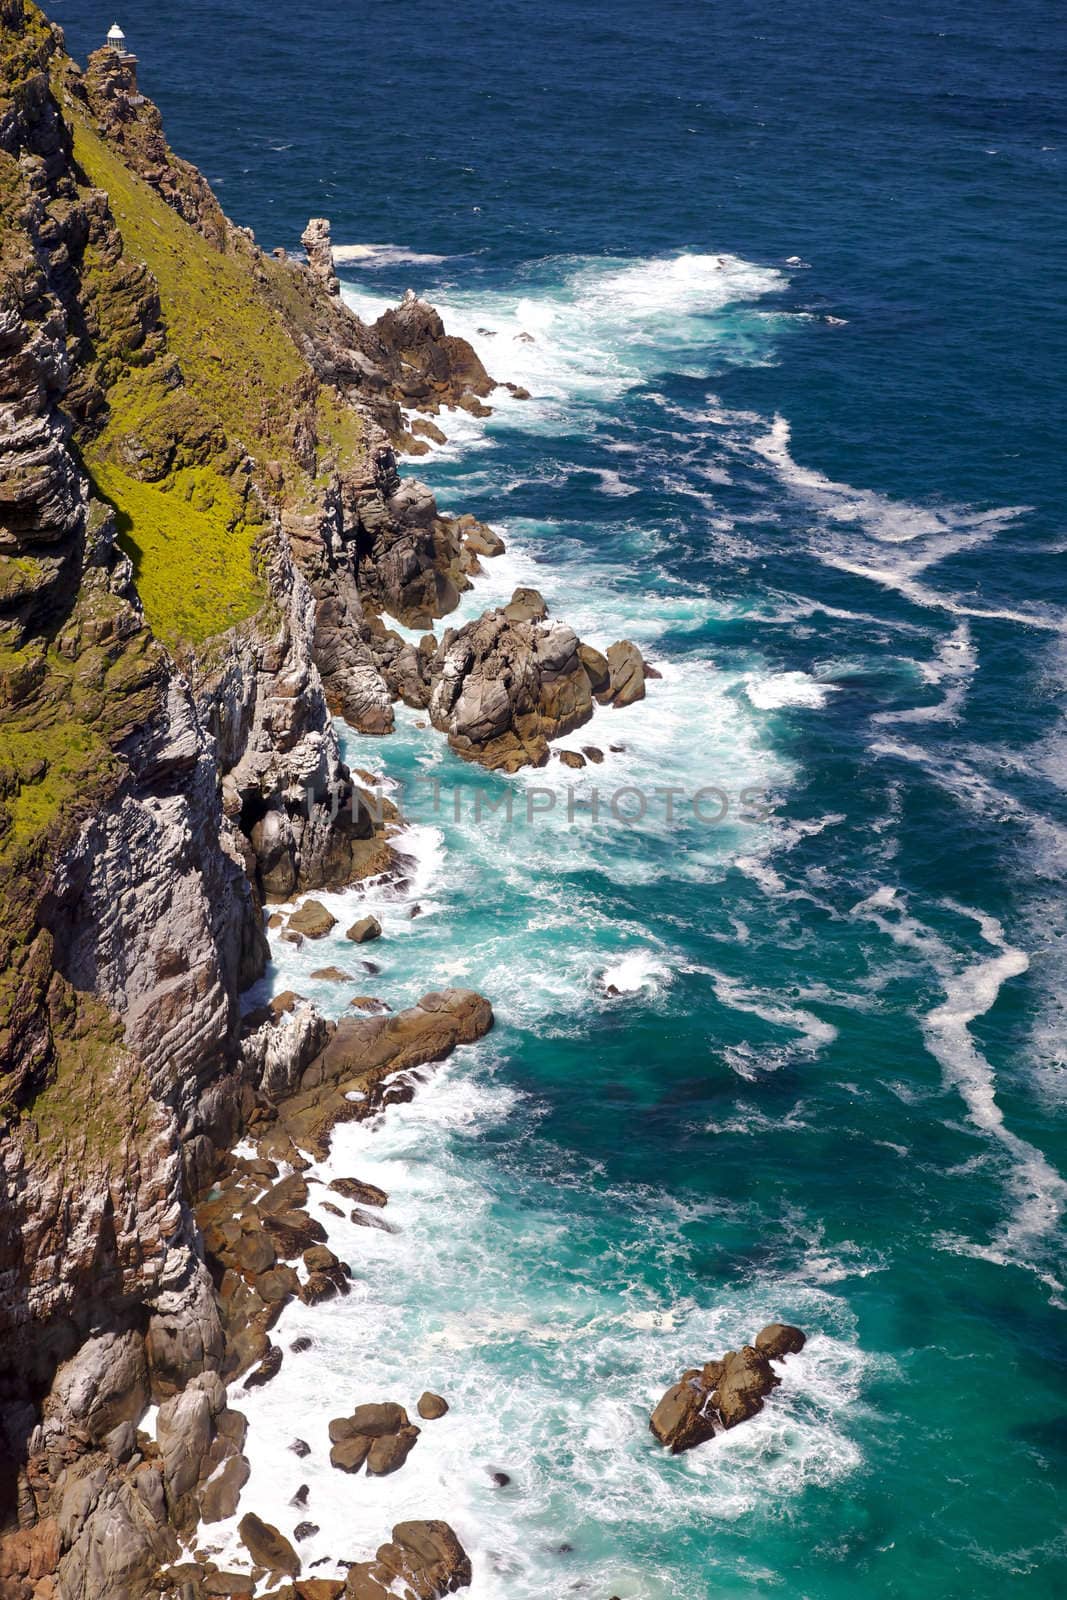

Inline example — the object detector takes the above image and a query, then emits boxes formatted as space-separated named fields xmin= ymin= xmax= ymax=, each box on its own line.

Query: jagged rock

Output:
xmin=502 ymin=586 xmax=547 ymax=624
xmin=245 ymin=1345 xmax=284 ymax=1388
xmin=600 ymin=640 xmax=646 ymax=708
xmin=347 ymin=1521 xmax=471 ymax=1599
xmin=156 ymin=1378 xmax=216 ymax=1502
xmin=45 ymin=1330 xmax=150 ymax=1444
xmin=238 ymin=1513 xmax=301 ymax=1578
xmin=712 ymin=1346 xmax=781 ymax=1428
xmin=199 ymin=1451 xmax=251 ymax=1523
xmin=650 ymin=1328 xmax=806 ymax=1452
xmin=648 ymin=1369 xmax=719 ymax=1454
xmin=417 ymin=1392 xmax=449 ymax=1420
xmin=345 ymin=915 xmax=381 ymax=943
xmin=558 ymin=750 xmax=585 ymax=770
xmin=301 ymin=218 xmax=340 ymax=297
xmin=328 ymin=1177 xmax=388 ymax=1208
xmin=428 ymin=611 xmax=596 ymax=771
xmin=289 ymin=901 xmax=338 ymax=939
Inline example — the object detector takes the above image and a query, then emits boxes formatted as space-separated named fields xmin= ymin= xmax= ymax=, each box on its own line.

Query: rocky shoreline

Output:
xmin=0 ymin=5 xmax=804 ymax=1596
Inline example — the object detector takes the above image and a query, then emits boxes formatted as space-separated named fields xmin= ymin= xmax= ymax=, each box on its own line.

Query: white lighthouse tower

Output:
xmin=103 ymin=21 xmax=141 ymax=96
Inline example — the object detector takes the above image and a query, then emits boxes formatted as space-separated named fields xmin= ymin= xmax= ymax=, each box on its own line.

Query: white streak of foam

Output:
xmin=850 ymin=889 xmax=1066 ymax=1296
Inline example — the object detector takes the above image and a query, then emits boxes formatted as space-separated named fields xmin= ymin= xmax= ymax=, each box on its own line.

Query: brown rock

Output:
xmin=310 ymin=966 xmax=355 ymax=981
xmin=258 ymin=1173 xmax=311 ymax=1215
xmin=254 ymin=1265 xmax=301 ymax=1304
xmin=296 ymin=1581 xmax=345 ymax=1599
xmin=347 ymin=1402 xmax=410 ymax=1437
xmin=601 ymin=640 xmax=646 ymax=708
xmin=503 ymin=586 xmax=547 ymax=624
xmin=270 ymin=990 xmax=303 ymax=1017
xmin=649 ymin=1373 xmax=719 ymax=1454
xmin=557 ymin=750 xmax=585 ymax=770
xmin=578 ymin=642 xmax=610 ymax=694
xmin=234 ymin=1229 xmax=277 ymax=1276
xmin=204 ymin=1571 xmax=255 ymax=1596
xmin=262 ymin=1209 xmax=327 ymax=1257
xmin=754 ymin=1322 xmax=807 ymax=1361
xmin=376 ymin=1521 xmax=471 ymax=1596
xmin=713 ymin=1346 xmax=780 ymax=1429
xmin=345 ymin=915 xmax=382 ymax=943
xmin=200 ymin=1451 xmax=250 ymax=1523
xmin=246 ymin=1345 xmax=283 ymax=1389
xmin=328 ymin=1177 xmax=388 ymax=1208
xmin=329 ymin=1434 xmax=371 ymax=1473
xmin=417 ymin=1392 xmax=449 ymax=1420
xmin=349 ymin=995 xmax=391 ymax=1013
xmin=366 ymin=1425 xmax=420 ymax=1476
xmin=238 ymin=1513 xmax=301 ymax=1578
xmin=289 ymin=901 xmax=338 ymax=939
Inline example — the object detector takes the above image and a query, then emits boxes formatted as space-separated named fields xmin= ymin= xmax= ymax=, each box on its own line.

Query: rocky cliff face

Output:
xmin=0 ymin=5 xmax=650 ymax=1593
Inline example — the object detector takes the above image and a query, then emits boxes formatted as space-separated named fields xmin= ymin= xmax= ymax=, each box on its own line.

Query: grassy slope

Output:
xmin=64 ymin=98 xmax=364 ymax=646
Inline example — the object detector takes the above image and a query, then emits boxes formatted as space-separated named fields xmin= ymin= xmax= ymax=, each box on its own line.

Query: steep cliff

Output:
xmin=0 ymin=0 xmax=494 ymax=1570
xmin=0 ymin=6 xmax=648 ymax=1593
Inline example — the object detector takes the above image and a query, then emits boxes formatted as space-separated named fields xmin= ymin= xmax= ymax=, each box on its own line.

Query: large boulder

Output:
xmin=332 ymin=1402 xmax=409 ymax=1439
xmin=366 ymin=1424 xmax=420 ymax=1476
xmin=45 ymin=1330 xmax=150 ymax=1443
xmin=649 ymin=1369 xmax=718 ymax=1454
xmin=711 ymin=1346 xmax=780 ymax=1429
xmin=289 ymin=901 xmax=338 ymax=939
xmin=346 ymin=915 xmax=382 ymax=943
xmin=238 ymin=1512 xmax=300 ymax=1578
xmin=344 ymin=1520 xmax=471 ymax=1599
xmin=600 ymin=640 xmax=646 ymax=708
xmin=754 ymin=1322 xmax=807 ymax=1361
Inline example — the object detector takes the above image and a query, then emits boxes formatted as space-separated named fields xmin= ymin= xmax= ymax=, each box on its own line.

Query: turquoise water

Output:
xmin=62 ymin=2 xmax=1067 ymax=1592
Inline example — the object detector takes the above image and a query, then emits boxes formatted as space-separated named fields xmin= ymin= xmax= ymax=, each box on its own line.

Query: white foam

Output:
xmin=851 ymin=889 xmax=1067 ymax=1295
xmin=342 ymin=251 xmax=787 ymax=423
xmin=744 ymin=670 xmax=836 ymax=710
xmin=333 ymin=242 xmax=450 ymax=267
xmin=601 ymin=949 xmax=672 ymax=994
xmin=208 ymin=1061 xmax=875 ymax=1596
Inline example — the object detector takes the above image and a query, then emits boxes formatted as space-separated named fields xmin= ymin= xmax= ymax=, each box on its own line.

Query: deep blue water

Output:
xmin=61 ymin=3 xmax=1067 ymax=1595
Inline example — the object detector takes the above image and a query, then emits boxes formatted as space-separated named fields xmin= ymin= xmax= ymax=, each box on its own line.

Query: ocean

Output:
xmin=61 ymin=2 xmax=1067 ymax=1594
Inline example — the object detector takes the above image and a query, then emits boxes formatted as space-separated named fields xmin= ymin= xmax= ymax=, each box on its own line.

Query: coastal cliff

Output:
xmin=0 ymin=5 xmax=649 ymax=1594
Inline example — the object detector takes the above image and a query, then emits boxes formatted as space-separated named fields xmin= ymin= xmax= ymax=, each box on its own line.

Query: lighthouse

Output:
xmin=103 ymin=21 xmax=141 ymax=97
